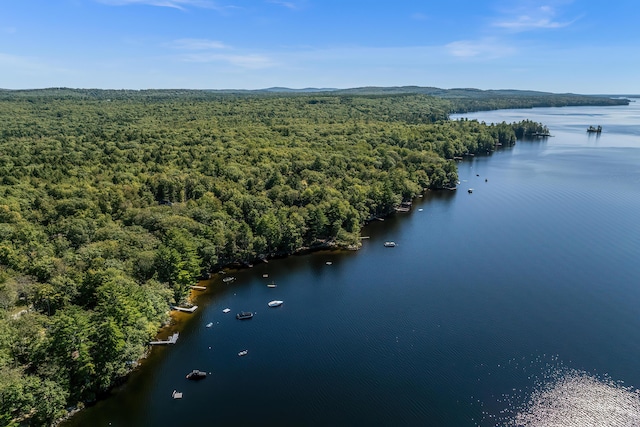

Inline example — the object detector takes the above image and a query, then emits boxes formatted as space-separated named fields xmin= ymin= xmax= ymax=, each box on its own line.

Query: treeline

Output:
xmin=0 ymin=91 xmax=570 ymax=424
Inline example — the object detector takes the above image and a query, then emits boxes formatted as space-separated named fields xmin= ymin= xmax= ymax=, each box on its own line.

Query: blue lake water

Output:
xmin=64 ymin=101 xmax=640 ymax=426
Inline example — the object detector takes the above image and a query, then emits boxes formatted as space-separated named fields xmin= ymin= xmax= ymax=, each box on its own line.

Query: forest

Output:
xmin=0 ymin=88 xmax=624 ymax=425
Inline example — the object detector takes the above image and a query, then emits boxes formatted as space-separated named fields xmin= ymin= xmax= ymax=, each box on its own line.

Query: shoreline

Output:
xmin=57 ymin=190 xmax=435 ymax=426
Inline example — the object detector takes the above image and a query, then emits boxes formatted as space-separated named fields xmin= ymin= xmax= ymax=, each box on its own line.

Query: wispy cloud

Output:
xmin=95 ymin=0 xmax=224 ymax=11
xmin=180 ymin=53 xmax=275 ymax=69
xmin=493 ymin=5 xmax=579 ymax=31
xmin=167 ymin=38 xmax=229 ymax=50
xmin=166 ymin=37 xmax=274 ymax=68
xmin=446 ymin=38 xmax=516 ymax=59
xmin=411 ymin=12 xmax=429 ymax=21
xmin=0 ymin=52 xmax=74 ymax=77
xmin=267 ymin=0 xmax=302 ymax=10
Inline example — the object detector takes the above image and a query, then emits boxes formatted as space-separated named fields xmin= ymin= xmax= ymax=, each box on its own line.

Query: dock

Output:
xmin=172 ymin=305 xmax=198 ymax=313
xmin=190 ymin=286 xmax=206 ymax=290
xmin=150 ymin=332 xmax=179 ymax=345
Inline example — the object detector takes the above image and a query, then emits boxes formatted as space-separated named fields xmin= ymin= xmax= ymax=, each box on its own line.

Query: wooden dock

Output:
xmin=172 ymin=305 xmax=198 ymax=313
xmin=150 ymin=332 xmax=179 ymax=345
xmin=190 ymin=285 xmax=206 ymax=290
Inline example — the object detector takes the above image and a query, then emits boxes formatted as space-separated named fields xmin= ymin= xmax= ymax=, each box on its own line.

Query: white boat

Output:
xmin=205 ymin=322 xmax=213 ymax=328
xmin=222 ymin=276 xmax=235 ymax=283
xmin=384 ymin=241 xmax=396 ymax=247
xmin=238 ymin=350 xmax=248 ymax=356
xmin=172 ymin=390 xmax=183 ymax=399
xmin=222 ymin=308 xmax=231 ymax=313
xmin=268 ymin=300 xmax=284 ymax=307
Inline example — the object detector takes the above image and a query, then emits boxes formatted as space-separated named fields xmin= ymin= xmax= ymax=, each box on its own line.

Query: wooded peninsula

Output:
xmin=0 ymin=87 xmax=627 ymax=425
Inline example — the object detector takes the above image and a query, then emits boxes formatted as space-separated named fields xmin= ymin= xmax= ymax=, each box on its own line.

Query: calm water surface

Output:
xmin=65 ymin=101 xmax=640 ymax=426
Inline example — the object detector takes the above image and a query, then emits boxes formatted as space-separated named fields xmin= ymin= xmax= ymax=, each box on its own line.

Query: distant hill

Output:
xmin=0 ymin=86 xmax=629 ymax=111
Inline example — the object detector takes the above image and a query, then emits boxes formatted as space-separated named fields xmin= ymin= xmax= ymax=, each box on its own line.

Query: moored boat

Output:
xmin=238 ymin=350 xmax=248 ymax=356
xmin=236 ymin=311 xmax=254 ymax=320
xmin=268 ymin=300 xmax=283 ymax=307
xmin=267 ymin=281 xmax=277 ymax=288
xmin=383 ymin=241 xmax=396 ymax=247
xmin=185 ymin=370 xmax=207 ymax=380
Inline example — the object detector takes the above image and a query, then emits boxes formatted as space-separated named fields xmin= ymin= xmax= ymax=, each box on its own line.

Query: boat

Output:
xmin=468 ymin=188 xmax=473 ymax=193
xmin=383 ymin=241 xmax=396 ymax=247
xmin=326 ymin=261 xmax=332 ymax=265
xmin=172 ymin=390 xmax=183 ymax=399
xmin=236 ymin=311 xmax=254 ymax=320
xmin=267 ymin=281 xmax=277 ymax=288
xmin=587 ymin=125 xmax=602 ymax=133
xmin=268 ymin=300 xmax=283 ymax=307
xmin=262 ymin=274 xmax=269 ymax=278
xmin=238 ymin=350 xmax=248 ymax=357
xmin=222 ymin=276 xmax=236 ymax=283
xmin=222 ymin=308 xmax=231 ymax=313
xmin=205 ymin=322 xmax=213 ymax=328
xmin=185 ymin=370 xmax=207 ymax=380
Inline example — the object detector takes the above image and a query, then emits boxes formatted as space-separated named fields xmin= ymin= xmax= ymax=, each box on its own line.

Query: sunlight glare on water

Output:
xmin=504 ymin=370 xmax=640 ymax=427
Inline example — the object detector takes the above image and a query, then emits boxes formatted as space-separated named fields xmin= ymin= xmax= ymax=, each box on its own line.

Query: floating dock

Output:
xmin=150 ymin=332 xmax=179 ymax=345
xmin=172 ymin=305 xmax=198 ymax=313
xmin=190 ymin=286 xmax=206 ymax=290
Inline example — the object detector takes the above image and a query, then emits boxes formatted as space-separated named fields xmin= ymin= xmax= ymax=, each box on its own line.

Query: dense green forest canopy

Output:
xmin=0 ymin=88 xmax=622 ymax=425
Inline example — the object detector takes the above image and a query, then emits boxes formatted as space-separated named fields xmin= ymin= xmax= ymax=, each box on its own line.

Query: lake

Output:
xmin=64 ymin=101 xmax=640 ymax=426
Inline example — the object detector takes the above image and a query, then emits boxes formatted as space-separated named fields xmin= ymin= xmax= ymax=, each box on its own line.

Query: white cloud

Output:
xmin=167 ymin=38 xmax=229 ymax=50
xmin=180 ymin=52 xmax=276 ymax=69
xmin=411 ymin=13 xmax=429 ymax=21
xmin=267 ymin=0 xmax=302 ymax=10
xmin=493 ymin=4 xmax=579 ymax=31
xmin=446 ymin=38 xmax=516 ymax=59
xmin=95 ymin=0 xmax=224 ymax=11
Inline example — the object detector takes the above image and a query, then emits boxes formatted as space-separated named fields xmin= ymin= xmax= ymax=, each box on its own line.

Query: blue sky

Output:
xmin=1 ymin=0 xmax=638 ymax=93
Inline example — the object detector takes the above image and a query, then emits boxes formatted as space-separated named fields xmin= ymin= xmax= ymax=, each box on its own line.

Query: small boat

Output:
xmin=185 ymin=370 xmax=207 ymax=380
xmin=468 ymin=188 xmax=473 ymax=193
xmin=222 ymin=276 xmax=236 ymax=283
xmin=172 ymin=390 xmax=183 ymax=399
xmin=267 ymin=282 xmax=277 ymax=288
xmin=326 ymin=261 xmax=332 ymax=265
xmin=383 ymin=241 xmax=396 ymax=247
xmin=222 ymin=308 xmax=231 ymax=313
xmin=268 ymin=300 xmax=283 ymax=307
xmin=205 ymin=322 xmax=213 ymax=328
xmin=238 ymin=350 xmax=248 ymax=357
xmin=262 ymin=274 xmax=269 ymax=278
xmin=587 ymin=125 xmax=602 ymax=133
xmin=236 ymin=311 xmax=254 ymax=320
xmin=418 ymin=208 xmax=423 ymax=212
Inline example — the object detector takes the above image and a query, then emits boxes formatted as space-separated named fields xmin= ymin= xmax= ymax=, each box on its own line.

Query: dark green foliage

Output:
xmin=0 ymin=88 xmax=616 ymax=424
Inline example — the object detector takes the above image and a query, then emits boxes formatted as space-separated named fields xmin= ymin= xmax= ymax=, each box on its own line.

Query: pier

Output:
xmin=149 ymin=332 xmax=179 ymax=345
xmin=190 ymin=286 xmax=206 ymax=290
